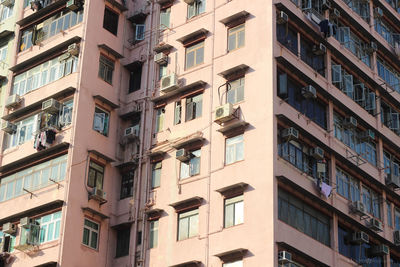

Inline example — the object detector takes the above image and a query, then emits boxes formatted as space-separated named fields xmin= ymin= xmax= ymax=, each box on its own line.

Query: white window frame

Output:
xmin=93 ymin=107 xmax=110 ymax=136
xmin=227 ymin=77 xmax=245 ymax=104
xmin=149 ymin=220 xmax=158 ymax=248
xmin=187 ymin=0 xmax=205 ymax=19
xmin=225 ymin=134 xmax=244 ymax=165
xmin=155 ymin=107 xmax=165 ymax=133
xmin=228 ymin=23 xmax=245 ymax=52
xmin=82 ymin=218 xmax=99 ymax=250
xmin=223 ymin=260 xmax=243 ymax=267
xmin=178 ymin=209 xmax=199 ymax=241
xmin=180 ymin=149 xmax=201 ymax=179
xmin=37 ymin=211 xmax=62 ymax=244
xmin=224 ymin=194 xmax=244 ymax=228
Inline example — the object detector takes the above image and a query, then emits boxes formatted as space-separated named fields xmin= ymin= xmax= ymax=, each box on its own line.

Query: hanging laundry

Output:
xmin=45 ymin=130 xmax=56 ymax=145
xmin=319 ymin=19 xmax=329 ymax=38
xmin=320 ymin=182 xmax=332 ymax=198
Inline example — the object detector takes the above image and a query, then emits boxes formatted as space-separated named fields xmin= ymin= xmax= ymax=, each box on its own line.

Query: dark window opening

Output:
xmin=120 ymin=170 xmax=134 ymax=199
xmin=116 ymin=227 xmax=130 ymax=258
xmin=103 ymin=8 xmax=119 ymax=35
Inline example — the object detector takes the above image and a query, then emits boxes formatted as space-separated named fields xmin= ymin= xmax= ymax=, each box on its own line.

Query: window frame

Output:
xmin=225 ymin=134 xmax=244 ymax=165
xmin=226 ymin=76 xmax=245 ymax=104
xmin=180 ymin=149 xmax=201 ymax=179
xmin=224 ymin=194 xmax=244 ymax=228
xmin=120 ymin=170 xmax=134 ymax=199
xmin=93 ymin=106 xmax=110 ymax=136
xmin=103 ymin=7 xmax=119 ymax=35
xmin=98 ymin=54 xmax=115 ymax=84
xmin=149 ymin=220 xmax=158 ymax=248
xmin=155 ymin=107 xmax=165 ymax=133
xmin=187 ymin=0 xmax=205 ymax=19
xmin=82 ymin=218 xmax=100 ymax=250
xmin=185 ymin=41 xmax=205 ymax=70
xmin=185 ymin=93 xmax=203 ymax=121
xmin=177 ymin=208 xmax=199 ymax=241
xmin=115 ymin=226 xmax=130 ymax=258
xmin=87 ymin=160 xmax=105 ymax=189
xmin=151 ymin=162 xmax=162 ymax=188
xmin=227 ymin=23 xmax=245 ymax=52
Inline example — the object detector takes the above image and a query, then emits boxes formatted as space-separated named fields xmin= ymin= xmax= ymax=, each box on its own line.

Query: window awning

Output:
xmin=93 ymin=95 xmax=119 ymax=109
xmin=105 ymin=0 xmax=128 ymax=12
xmin=153 ymin=43 xmax=174 ymax=53
xmin=16 ymin=0 xmax=67 ymax=26
xmin=0 ymin=29 xmax=13 ymax=39
xmin=128 ymin=10 xmax=148 ymax=23
xmin=177 ymin=28 xmax=209 ymax=46
xmin=169 ymin=196 xmax=203 ymax=212
xmin=216 ymin=182 xmax=248 ymax=197
xmin=98 ymin=44 xmax=124 ymax=59
xmin=88 ymin=149 xmax=116 ymax=162
xmin=214 ymin=248 xmax=248 ymax=262
xmin=219 ymin=11 xmax=250 ymax=26
xmin=171 ymin=131 xmax=204 ymax=149
xmin=169 ymin=260 xmax=201 ymax=267
xmin=34 ymin=261 xmax=57 ymax=267
xmin=151 ymin=80 xmax=207 ymax=103
xmin=217 ymin=120 xmax=249 ymax=137
xmin=81 ymin=207 xmax=109 ymax=220
xmin=218 ymin=64 xmax=249 ymax=80
xmin=145 ymin=208 xmax=164 ymax=221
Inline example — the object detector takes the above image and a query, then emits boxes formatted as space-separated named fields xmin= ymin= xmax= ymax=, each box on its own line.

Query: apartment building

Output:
xmin=1 ymin=0 xmax=400 ymax=266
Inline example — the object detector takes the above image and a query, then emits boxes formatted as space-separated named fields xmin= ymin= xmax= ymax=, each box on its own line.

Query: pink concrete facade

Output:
xmin=0 ymin=0 xmax=400 ymax=266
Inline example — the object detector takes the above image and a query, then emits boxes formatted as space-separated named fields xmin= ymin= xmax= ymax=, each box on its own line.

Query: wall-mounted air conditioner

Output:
xmin=68 ymin=43 xmax=79 ymax=56
xmin=386 ymin=173 xmax=400 ymax=188
xmin=370 ymin=244 xmax=389 ymax=256
xmin=160 ymin=73 xmax=178 ymax=93
xmin=90 ymin=187 xmax=106 ymax=202
xmin=301 ymin=85 xmax=317 ymax=99
xmin=311 ymin=147 xmax=324 ymax=160
xmin=0 ymin=0 xmax=14 ymax=7
xmin=154 ymin=52 xmax=168 ymax=65
xmin=312 ymin=43 xmax=326 ymax=55
xmin=350 ymin=231 xmax=369 ymax=244
xmin=20 ymin=217 xmax=32 ymax=229
xmin=368 ymin=218 xmax=383 ymax=232
xmin=66 ymin=0 xmax=80 ymax=11
xmin=1 ymin=121 xmax=16 ymax=134
xmin=124 ymin=126 xmax=139 ymax=139
xmin=42 ymin=98 xmax=61 ymax=114
xmin=343 ymin=116 xmax=357 ymax=129
xmin=281 ymin=127 xmax=299 ymax=140
xmin=176 ymin=148 xmax=190 ymax=162
xmin=214 ymin=103 xmax=234 ymax=124
xmin=2 ymin=223 xmax=16 ymax=235
xmin=359 ymin=129 xmax=375 ymax=141
xmin=5 ymin=94 xmax=21 ymax=109
xmin=277 ymin=11 xmax=288 ymax=24
xmin=350 ymin=201 xmax=367 ymax=216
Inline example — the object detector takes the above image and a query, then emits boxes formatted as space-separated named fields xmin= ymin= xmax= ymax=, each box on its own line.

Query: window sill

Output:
xmin=223 ymin=222 xmax=244 ymax=230
xmin=224 ymin=159 xmax=245 ymax=167
xmin=185 ymin=61 xmax=205 ymax=72
xmin=81 ymin=243 xmax=99 ymax=251
xmin=177 ymin=235 xmax=198 ymax=242
xmin=93 ymin=129 xmax=109 ymax=137
xmin=227 ymin=46 xmax=244 ymax=54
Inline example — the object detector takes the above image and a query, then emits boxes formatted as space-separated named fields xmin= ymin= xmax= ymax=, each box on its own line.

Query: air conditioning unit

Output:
xmin=365 ymin=42 xmax=378 ymax=53
xmin=59 ymin=52 xmax=71 ymax=62
xmin=311 ymin=147 xmax=324 ymax=160
xmin=0 ymin=0 xmax=14 ymax=7
xmin=1 ymin=121 xmax=16 ymax=134
xmin=322 ymin=0 xmax=331 ymax=10
xmin=2 ymin=223 xmax=16 ymax=235
xmin=386 ymin=173 xmax=400 ymax=188
xmin=331 ymin=8 xmax=340 ymax=18
xmin=394 ymin=230 xmax=400 ymax=245
xmin=214 ymin=103 xmax=234 ymax=124
xmin=369 ymin=218 xmax=383 ymax=232
xmin=281 ymin=127 xmax=299 ymax=140
xmin=66 ymin=0 xmax=80 ymax=11
xmin=350 ymin=201 xmax=367 ymax=216
xmin=312 ymin=43 xmax=326 ymax=55
xmin=5 ymin=94 xmax=21 ymax=109
xmin=176 ymin=148 xmax=190 ymax=162
xmin=301 ymin=85 xmax=317 ymax=99
xmin=374 ymin=7 xmax=383 ymax=18
xmin=278 ymin=251 xmax=292 ymax=263
xmin=90 ymin=187 xmax=106 ymax=202
xmin=277 ymin=11 xmax=288 ymax=24
xmin=124 ymin=126 xmax=139 ymax=139
xmin=20 ymin=217 xmax=32 ymax=229
xmin=359 ymin=129 xmax=375 ymax=141
xmin=370 ymin=244 xmax=389 ymax=256
xmin=343 ymin=116 xmax=357 ymax=129
xmin=160 ymin=73 xmax=178 ymax=93
xmin=67 ymin=43 xmax=79 ymax=56
xmin=154 ymin=52 xmax=168 ymax=65
xmin=42 ymin=98 xmax=61 ymax=114
xmin=350 ymin=231 xmax=369 ymax=244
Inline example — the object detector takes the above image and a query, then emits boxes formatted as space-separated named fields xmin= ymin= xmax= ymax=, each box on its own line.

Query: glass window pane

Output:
xmin=225 ymin=203 xmax=234 ymax=227
xmin=91 ymin=231 xmax=98 ymax=249
xmin=234 ymin=201 xmax=244 ymax=225
xmin=189 ymin=214 xmax=198 ymax=237
xmin=178 ymin=217 xmax=188 ymax=240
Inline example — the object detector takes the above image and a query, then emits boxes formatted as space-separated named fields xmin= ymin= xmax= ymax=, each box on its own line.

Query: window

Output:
xmin=13 ymin=56 xmax=79 ymax=96
xmin=338 ymin=225 xmax=383 ymax=266
xmin=0 ymin=4 xmax=13 ymax=23
xmin=98 ymin=55 xmax=114 ymax=84
xmin=187 ymin=0 xmax=205 ymax=19
xmin=336 ymin=168 xmax=360 ymax=202
xmin=59 ymin=100 xmax=74 ymax=128
xmin=0 ymin=232 xmax=15 ymax=252
xmin=159 ymin=64 xmax=167 ymax=80
xmin=155 ymin=107 xmax=165 ymax=133
xmin=0 ymin=44 xmax=7 ymax=62
xmin=0 ymin=155 xmax=67 ymax=202
xmin=224 ymin=195 xmax=244 ymax=228
xmin=19 ymin=9 xmax=84 ymax=52
xmin=362 ymin=186 xmax=381 ymax=219
xmin=149 ymin=220 xmax=158 ymax=248
xmin=180 ymin=149 xmax=201 ymax=179
xmin=278 ymin=188 xmax=330 ymax=246
xmin=82 ymin=219 xmax=99 ymax=250
xmin=225 ymin=135 xmax=244 ymax=165
xmin=185 ymin=41 xmax=204 ymax=69
xmin=277 ymin=22 xmax=298 ymax=55
xmin=178 ymin=209 xmax=199 ymax=240
xmin=116 ymin=227 xmax=130 ymax=257
xmin=227 ymin=77 xmax=244 ymax=104
xmin=388 ymin=201 xmax=393 ymax=228
xmin=128 ymin=64 xmax=142 ymax=93
xmin=93 ymin=107 xmax=110 ymax=136
xmin=300 ymin=37 xmax=326 ymax=76
xmin=228 ymin=24 xmax=245 ymax=51
xmin=103 ymin=8 xmax=119 ymax=35
xmin=37 ymin=211 xmax=61 ymax=244
xmin=151 ymin=162 xmax=162 ymax=188
xmin=174 ymin=101 xmax=182 ymax=125
xmin=185 ymin=94 xmax=203 ymax=121
xmin=120 ymin=170 xmax=134 ymax=199
xmin=133 ymin=23 xmax=145 ymax=42
xmin=160 ymin=7 xmax=170 ymax=30
xmin=223 ymin=260 xmax=243 ymax=267
xmin=88 ymin=161 xmax=104 ymax=189
xmin=4 ymin=114 xmax=38 ymax=149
